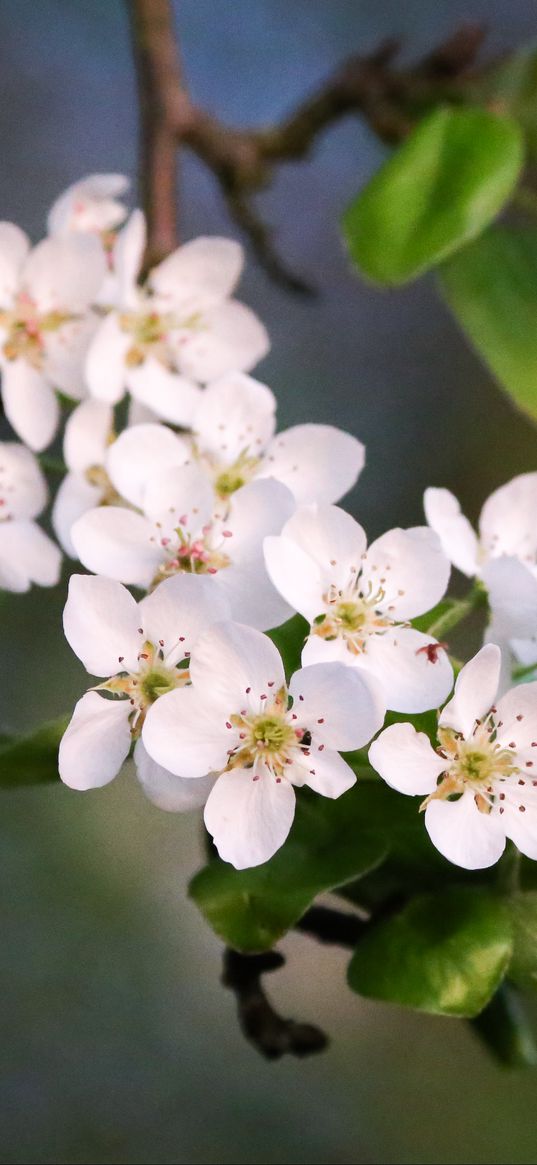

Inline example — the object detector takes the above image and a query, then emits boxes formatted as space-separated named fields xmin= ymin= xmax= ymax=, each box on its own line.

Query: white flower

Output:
xmin=47 ymin=174 xmax=129 ymax=237
xmin=0 ymin=223 xmax=106 ymax=449
xmin=0 ymin=441 xmax=61 ymax=591
xmin=70 ymin=438 xmax=295 ymax=629
xmin=59 ymin=572 xmax=226 ymax=809
xmin=52 ymin=399 xmax=116 ymax=557
xmin=264 ymin=504 xmax=453 ymax=713
xmin=142 ymin=620 xmax=385 ymax=868
xmin=369 ymin=643 xmax=537 ymax=869
xmin=84 ymin=212 xmax=269 ymax=421
xmin=425 ymin=476 xmax=537 ymax=674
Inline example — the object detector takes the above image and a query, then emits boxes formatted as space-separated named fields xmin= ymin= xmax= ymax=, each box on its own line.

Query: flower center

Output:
xmin=150 ymin=521 xmax=232 ymax=587
xmin=223 ymin=692 xmax=313 ymax=779
xmin=213 ymin=452 xmax=260 ymax=499
xmin=100 ymin=640 xmax=187 ymax=737
xmin=312 ymin=580 xmax=390 ymax=654
xmin=120 ymin=308 xmax=177 ymax=367
xmin=423 ymin=722 xmax=518 ymax=814
xmin=0 ymin=293 xmax=74 ymax=369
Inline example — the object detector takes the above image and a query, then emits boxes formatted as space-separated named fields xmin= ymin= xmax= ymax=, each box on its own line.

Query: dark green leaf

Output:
xmin=509 ymin=891 xmax=537 ymax=991
xmin=348 ymin=886 xmax=512 ymax=1017
xmin=0 ymin=717 xmax=67 ymax=787
xmin=190 ymin=785 xmax=388 ymax=952
xmin=473 ymin=44 xmax=537 ymax=162
xmin=343 ymin=106 xmax=523 ymax=285
xmin=267 ymin=614 xmax=308 ymax=679
xmin=470 ymin=982 xmax=537 ymax=1067
xmin=440 ymin=226 xmax=537 ymax=422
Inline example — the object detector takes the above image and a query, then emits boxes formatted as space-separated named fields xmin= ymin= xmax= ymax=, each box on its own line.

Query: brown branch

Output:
xmin=222 ymin=949 xmax=328 ymax=1059
xmin=127 ymin=2 xmax=488 ymax=285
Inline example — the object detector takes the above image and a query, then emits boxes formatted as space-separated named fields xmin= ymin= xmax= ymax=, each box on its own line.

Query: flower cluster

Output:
xmin=2 ymin=173 xmax=537 ymax=873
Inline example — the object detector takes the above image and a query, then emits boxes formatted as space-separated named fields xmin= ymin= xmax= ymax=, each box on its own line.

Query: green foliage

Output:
xmin=348 ymin=886 xmax=512 ymax=1017
xmin=440 ymin=227 xmax=537 ymax=422
xmin=471 ymin=983 xmax=537 ymax=1068
xmin=508 ymin=891 xmax=537 ymax=991
xmin=0 ymin=717 xmax=66 ymax=787
xmin=342 ymin=106 xmax=523 ymax=286
xmin=474 ymin=43 xmax=537 ymax=161
xmin=267 ymin=613 xmax=308 ymax=679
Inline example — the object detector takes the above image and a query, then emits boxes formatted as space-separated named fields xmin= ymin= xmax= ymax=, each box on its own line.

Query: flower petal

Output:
xmin=63 ymin=574 xmax=142 ymax=676
xmin=134 ymin=739 xmax=215 ymax=811
xmin=264 ymin=532 xmax=324 ymax=623
xmin=113 ymin=208 xmax=145 ymax=308
xmin=192 ymin=371 xmax=276 ymax=465
xmin=479 ymin=472 xmax=537 ymax=564
xmin=289 ymin=662 xmax=385 ymax=750
xmin=52 ymin=473 xmax=104 ymax=558
xmin=85 ymin=311 xmax=130 ymax=402
xmin=0 ymin=222 xmax=30 ymax=304
xmin=204 ymin=763 xmax=296 ymax=869
xmin=293 ymin=748 xmax=357 ymax=799
xmin=137 ymin=573 xmax=230 ymax=666
xmin=190 ymin=621 xmax=286 ymax=714
xmin=215 ymin=558 xmax=293 ymax=631
xmin=44 ymin=314 xmax=98 ymax=398
xmin=359 ymin=627 xmax=454 ymax=714
xmin=502 ymin=795 xmax=537 ymax=860
xmin=259 ymin=424 xmax=365 ymax=505
xmin=495 ymin=680 xmax=537 ymax=752
xmin=106 ymin=422 xmax=189 ymax=508
xmin=71 ymin=506 xmax=161 ymax=587
xmin=177 ymin=299 xmax=269 ymax=383
xmin=440 ymin=644 xmax=501 ymax=738
xmin=23 ymin=235 xmax=106 ymax=312
xmin=423 ymin=487 xmax=479 ymax=577
xmin=369 ymin=722 xmax=446 ymax=795
xmin=59 ymin=691 xmax=132 ymax=790
xmin=47 ymin=173 xmax=129 ymax=236
xmin=0 ymin=442 xmax=47 ymax=520
xmin=64 ymin=398 xmax=113 ymax=474
xmin=270 ymin=503 xmax=367 ymax=595
xmin=141 ymin=462 xmax=215 ymax=536
xmin=149 ymin=236 xmax=244 ymax=312
xmin=482 ymin=556 xmax=537 ymax=641
xmin=142 ymin=685 xmax=231 ymax=778
xmin=1 ymin=361 xmax=59 ymax=451
xmin=0 ymin=519 xmax=61 ymax=590
xmin=425 ymin=790 xmax=506 ymax=869
xmin=126 ymin=359 xmax=202 ymax=426
xmin=224 ymin=478 xmax=295 ymax=561
xmin=362 ymin=526 xmax=451 ymax=620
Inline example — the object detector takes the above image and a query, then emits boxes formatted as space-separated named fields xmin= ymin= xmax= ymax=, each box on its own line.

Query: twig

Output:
xmin=295 ymin=904 xmax=366 ymax=947
xmin=222 ymin=948 xmax=328 ymax=1059
xmin=127 ymin=2 xmax=488 ymax=286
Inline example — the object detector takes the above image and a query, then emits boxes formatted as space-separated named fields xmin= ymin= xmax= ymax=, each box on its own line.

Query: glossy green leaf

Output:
xmin=342 ymin=106 xmax=523 ymax=285
xmin=348 ymin=886 xmax=512 ymax=1017
xmin=470 ymin=982 xmax=537 ymax=1067
xmin=267 ymin=613 xmax=308 ymax=679
xmin=474 ymin=43 xmax=537 ymax=161
xmin=190 ymin=785 xmax=388 ymax=952
xmin=440 ymin=226 xmax=537 ymax=421
xmin=0 ymin=717 xmax=67 ymax=787
xmin=509 ymin=891 xmax=537 ymax=990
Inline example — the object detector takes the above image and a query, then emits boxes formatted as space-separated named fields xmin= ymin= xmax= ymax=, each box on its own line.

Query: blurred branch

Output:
xmin=222 ymin=949 xmax=328 ymax=1059
xmin=128 ymin=1 xmax=487 ymax=285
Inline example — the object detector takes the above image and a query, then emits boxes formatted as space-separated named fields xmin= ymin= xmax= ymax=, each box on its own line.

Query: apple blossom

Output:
xmin=0 ymin=441 xmax=61 ymax=591
xmin=85 ymin=210 xmax=269 ymax=422
xmin=142 ymin=620 xmax=385 ymax=868
xmin=59 ymin=572 xmax=226 ymax=808
xmin=52 ymin=398 xmax=118 ymax=557
xmin=0 ymin=223 xmax=106 ymax=449
xmin=369 ymin=643 xmax=537 ymax=870
xmin=264 ymin=504 xmax=453 ymax=713
xmin=47 ymin=173 xmax=129 ymax=237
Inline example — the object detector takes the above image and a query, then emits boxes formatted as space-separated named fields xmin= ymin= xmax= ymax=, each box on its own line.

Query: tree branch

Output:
xmin=127 ymin=2 xmax=488 ymax=285
xmin=222 ymin=948 xmax=328 ymax=1059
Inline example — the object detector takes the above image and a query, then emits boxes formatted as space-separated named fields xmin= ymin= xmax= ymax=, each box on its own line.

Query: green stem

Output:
xmin=425 ymin=583 xmax=487 ymax=641
xmin=39 ymin=455 xmax=67 ymax=475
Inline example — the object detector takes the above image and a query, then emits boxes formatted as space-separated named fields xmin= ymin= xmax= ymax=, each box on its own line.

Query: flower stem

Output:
xmin=425 ymin=583 xmax=487 ymax=641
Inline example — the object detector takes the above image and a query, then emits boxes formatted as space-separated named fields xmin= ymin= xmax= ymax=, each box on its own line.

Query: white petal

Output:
xmin=44 ymin=313 xmax=98 ymax=398
xmin=142 ymin=685 xmax=230 ymax=778
xmin=264 ymin=533 xmax=324 ymax=623
xmin=52 ymin=473 xmax=104 ymax=558
xmin=495 ymin=680 xmax=537 ymax=752
xmin=47 ymin=173 xmax=129 ymax=236
xmin=214 ymin=558 xmax=293 ymax=631
xmin=0 ymin=442 xmax=47 ymax=520
xmin=359 ymin=627 xmax=454 ymax=714
xmin=63 ymin=574 xmax=142 ymax=676
xmin=362 ymin=526 xmax=451 ymax=620
xmin=192 ymin=371 xmax=276 ymax=464
xmin=113 ymin=208 xmax=145 ymax=308
xmin=270 ymin=503 xmax=367 ymax=594
xmin=440 ymin=644 xmax=501 ymax=737
xmin=23 ymin=235 xmax=106 ymax=313
xmin=177 ymin=299 xmax=269 ymax=383
xmin=224 ymin=478 xmax=295 ymax=561
xmin=0 ymin=519 xmax=61 ymax=590
xmin=300 ymin=632 xmax=353 ymax=668
xmin=289 ymin=662 xmax=385 ymax=750
xmin=106 ymin=422 xmax=189 ymax=508
xmin=423 ymin=488 xmax=479 ymax=577
xmin=71 ymin=506 xmax=160 ymax=587
xmin=149 ymin=236 xmax=243 ymax=312
xmin=137 ymin=573 xmax=230 ymax=666
xmin=502 ymin=797 xmax=537 ymax=860
xmin=59 ymin=691 xmax=131 ymax=790
xmin=369 ymin=722 xmax=445 ymax=795
xmin=295 ymin=748 xmax=357 ymax=799
xmin=1 ymin=361 xmax=59 ymax=451
xmin=480 ymin=473 xmax=537 ymax=564
xmin=189 ymin=620 xmax=285 ymax=712
xmin=126 ymin=359 xmax=202 ymax=426
xmin=425 ymin=791 xmax=506 ymax=869
xmin=259 ymin=424 xmax=365 ymax=505
xmin=134 ymin=739 xmax=214 ymax=812
xmin=482 ymin=556 xmax=537 ymax=641
xmin=85 ymin=312 xmax=130 ymax=402
xmin=0 ymin=222 xmax=29 ymax=304
xmin=204 ymin=763 xmax=295 ymax=869
xmin=63 ymin=398 xmax=113 ymax=473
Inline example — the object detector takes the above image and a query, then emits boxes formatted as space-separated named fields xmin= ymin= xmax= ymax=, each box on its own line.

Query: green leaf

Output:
xmin=267 ymin=614 xmax=308 ymax=679
xmin=348 ymin=886 xmax=512 ymax=1017
xmin=509 ymin=891 xmax=537 ymax=990
xmin=473 ymin=43 xmax=537 ymax=162
xmin=440 ymin=226 xmax=537 ymax=421
xmin=189 ymin=785 xmax=388 ymax=952
xmin=470 ymin=982 xmax=537 ymax=1067
xmin=0 ymin=717 xmax=67 ymax=787
xmin=342 ymin=106 xmax=523 ymax=286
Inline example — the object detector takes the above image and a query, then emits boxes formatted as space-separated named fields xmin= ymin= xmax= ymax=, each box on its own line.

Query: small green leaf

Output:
xmin=440 ymin=226 xmax=537 ymax=422
xmin=0 ymin=717 xmax=67 ymax=787
xmin=509 ymin=891 xmax=537 ymax=990
xmin=470 ymin=982 xmax=537 ymax=1067
xmin=473 ymin=43 xmax=537 ymax=162
xmin=190 ymin=785 xmax=388 ymax=952
xmin=348 ymin=886 xmax=512 ymax=1017
xmin=267 ymin=614 xmax=308 ymax=679
xmin=343 ymin=106 xmax=523 ymax=285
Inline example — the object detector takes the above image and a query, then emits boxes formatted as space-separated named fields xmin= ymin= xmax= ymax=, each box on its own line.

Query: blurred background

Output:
xmin=2 ymin=2 xmax=537 ymax=1162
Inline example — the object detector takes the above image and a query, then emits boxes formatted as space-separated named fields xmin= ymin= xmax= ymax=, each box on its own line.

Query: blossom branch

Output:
xmin=222 ymin=948 xmax=328 ymax=1059
xmin=127 ymin=1 xmax=488 ymax=286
